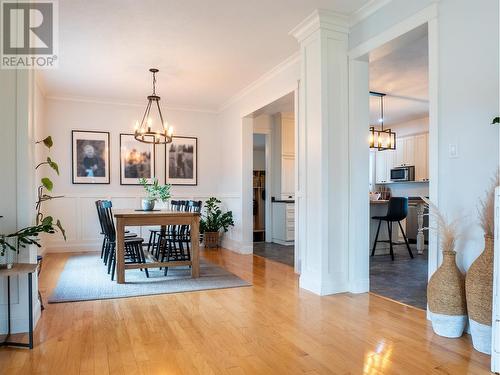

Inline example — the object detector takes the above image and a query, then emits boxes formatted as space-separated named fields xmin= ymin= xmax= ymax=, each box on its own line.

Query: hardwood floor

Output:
xmin=0 ymin=249 xmax=491 ymax=374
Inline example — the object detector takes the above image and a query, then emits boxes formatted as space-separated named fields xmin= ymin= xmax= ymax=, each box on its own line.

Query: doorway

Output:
xmin=347 ymin=6 xmax=439 ymax=312
xmin=366 ymin=25 xmax=430 ymax=309
xmin=249 ymin=93 xmax=296 ymax=268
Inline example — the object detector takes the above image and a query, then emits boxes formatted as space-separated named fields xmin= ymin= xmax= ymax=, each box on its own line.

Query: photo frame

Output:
xmin=165 ymin=136 xmax=198 ymax=186
xmin=72 ymin=130 xmax=110 ymax=184
xmin=120 ymin=133 xmax=156 ymax=185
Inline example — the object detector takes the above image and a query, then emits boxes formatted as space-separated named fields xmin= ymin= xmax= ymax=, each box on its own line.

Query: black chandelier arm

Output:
xmin=380 ymin=95 xmax=384 ymax=131
xmin=155 ymin=99 xmax=165 ymax=128
xmin=152 ymin=71 xmax=157 ymax=95
xmin=140 ymin=99 xmax=153 ymax=129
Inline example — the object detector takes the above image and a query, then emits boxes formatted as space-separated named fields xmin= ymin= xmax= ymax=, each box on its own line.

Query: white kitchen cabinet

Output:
xmin=395 ymin=136 xmax=415 ymax=167
xmin=281 ymin=156 xmax=295 ymax=197
xmin=414 ymin=133 xmax=429 ymax=181
xmin=272 ymin=202 xmax=294 ymax=245
xmin=375 ymin=150 xmax=394 ymax=183
xmin=280 ymin=113 xmax=295 ymax=197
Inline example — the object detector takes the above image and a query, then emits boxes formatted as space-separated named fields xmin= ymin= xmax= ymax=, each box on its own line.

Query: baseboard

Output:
xmin=299 ymin=272 xmax=349 ymax=296
xmin=349 ymin=278 xmax=369 ymax=293
xmin=221 ymin=238 xmax=253 ymax=254
xmin=272 ymin=239 xmax=294 ymax=246
xmin=45 ymin=241 xmax=101 ymax=253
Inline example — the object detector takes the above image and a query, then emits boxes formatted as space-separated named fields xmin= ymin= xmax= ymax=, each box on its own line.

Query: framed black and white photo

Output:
xmin=72 ymin=130 xmax=110 ymax=184
xmin=120 ymin=133 xmax=155 ymax=185
xmin=165 ymin=136 xmax=197 ymax=185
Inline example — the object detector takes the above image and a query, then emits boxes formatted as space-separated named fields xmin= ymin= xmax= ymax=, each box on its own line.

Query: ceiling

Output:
xmin=369 ymin=25 xmax=429 ymax=126
xmin=40 ymin=0 xmax=370 ymax=111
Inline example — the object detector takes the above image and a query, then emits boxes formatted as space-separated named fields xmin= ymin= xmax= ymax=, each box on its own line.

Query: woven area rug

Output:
xmin=48 ymin=253 xmax=250 ymax=303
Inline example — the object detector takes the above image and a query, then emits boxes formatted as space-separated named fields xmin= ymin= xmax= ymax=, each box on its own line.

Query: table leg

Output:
xmin=28 ymin=273 xmax=33 ymax=349
xmin=116 ymin=217 xmax=126 ymax=283
xmin=191 ymin=216 xmax=200 ymax=278
xmin=417 ymin=203 xmax=425 ymax=255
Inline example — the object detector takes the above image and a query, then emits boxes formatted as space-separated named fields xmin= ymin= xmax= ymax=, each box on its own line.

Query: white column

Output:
xmin=291 ymin=10 xmax=350 ymax=295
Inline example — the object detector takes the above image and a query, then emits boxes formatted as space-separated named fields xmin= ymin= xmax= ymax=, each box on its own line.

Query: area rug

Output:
xmin=48 ymin=253 xmax=250 ymax=303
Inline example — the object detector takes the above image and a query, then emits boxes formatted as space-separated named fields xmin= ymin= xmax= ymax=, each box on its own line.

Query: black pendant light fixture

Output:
xmin=134 ymin=68 xmax=174 ymax=144
xmin=369 ymin=91 xmax=396 ymax=151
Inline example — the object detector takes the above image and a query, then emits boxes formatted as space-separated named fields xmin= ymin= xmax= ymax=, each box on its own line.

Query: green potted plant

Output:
xmin=0 ymin=136 xmax=65 ymax=268
xmin=200 ymin=197 xmax=234 ymax=248
xmin=139 ymin=177 xmax=171 ymax=211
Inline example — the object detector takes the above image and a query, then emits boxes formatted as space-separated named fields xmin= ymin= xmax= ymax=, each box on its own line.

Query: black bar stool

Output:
xmin=371 ymin=197 xmax=414 ymax=261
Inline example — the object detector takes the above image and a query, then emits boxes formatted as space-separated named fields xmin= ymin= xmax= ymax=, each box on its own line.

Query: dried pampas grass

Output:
xmin=422 ymin=197 xmax=460 ymax=253
xmin=478 ymin=172 xmax=499 ymax=237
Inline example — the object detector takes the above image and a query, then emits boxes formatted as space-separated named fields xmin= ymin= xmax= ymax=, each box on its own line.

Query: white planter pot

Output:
xmin=430 ymin=312 xmax=467 ymax=338
xmin=141 ymin=199 xmax=156 ymax=211
xmin=469 ymin=319 xmax=491 ymax=354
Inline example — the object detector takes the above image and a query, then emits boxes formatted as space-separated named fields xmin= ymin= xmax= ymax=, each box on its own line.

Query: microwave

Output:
xmin=390 ymin=166 xmax=415 ymax=182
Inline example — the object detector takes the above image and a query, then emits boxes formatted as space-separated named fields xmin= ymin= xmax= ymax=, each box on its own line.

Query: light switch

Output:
xmin=449 ymin=144 xmax=459 ymax=158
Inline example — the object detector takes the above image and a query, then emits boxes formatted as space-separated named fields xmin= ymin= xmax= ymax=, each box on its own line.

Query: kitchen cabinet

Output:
xmin=375 ymin=149 xmax=395 ymax=184
xmin=414 ymin=133 xmax=429 ymax=181
xmin=395 ymin=136 xmax=415 ymax=167
xmin=280 ymin=113 xmax=295 ymax=197
xmin=375 ymin=132 xmax=429 ymax=184
xmin=281 ymin=155 xmax=295 ymax=197
xmin=272 ymin=202 xmax=294 ymax=245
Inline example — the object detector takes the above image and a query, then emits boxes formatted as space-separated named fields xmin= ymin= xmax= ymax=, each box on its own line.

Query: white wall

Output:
xmin=41 ymin=97 xmax=221 ymax=252
xmin=353 ymin=0 xmax=499 ymax=272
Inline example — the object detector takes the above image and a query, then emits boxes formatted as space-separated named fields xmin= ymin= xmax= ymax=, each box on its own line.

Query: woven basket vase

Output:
xmin=204 ymin=232 xmax=220 ymax=248
xmin=428 ymin=250 xmax=467 ymax=338
xmin=465 ymin=235 xmax=494 ymax=354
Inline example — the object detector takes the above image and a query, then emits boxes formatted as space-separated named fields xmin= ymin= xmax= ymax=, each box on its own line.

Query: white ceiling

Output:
xmin=251 ymin=92 xmax=294 ymax=117
xmin=369 ymin=25 xmax=429 ymax=126
xmin=40 ymin=0 xmax=370 ymax=111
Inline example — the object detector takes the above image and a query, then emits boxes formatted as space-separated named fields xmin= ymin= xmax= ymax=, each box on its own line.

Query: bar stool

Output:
xmin=371 ymin=197 xmax=414 ymax=261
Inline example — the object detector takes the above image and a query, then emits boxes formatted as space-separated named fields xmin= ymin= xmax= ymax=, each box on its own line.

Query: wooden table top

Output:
xmin=0 ymin=262 xmax=37 ymax=277
xmin=113 ymin=209 xmax=200 ymax=218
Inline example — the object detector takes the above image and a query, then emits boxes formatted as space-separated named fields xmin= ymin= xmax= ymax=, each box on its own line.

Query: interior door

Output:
xmin=491 ymin=186 xmax=500 ymax=372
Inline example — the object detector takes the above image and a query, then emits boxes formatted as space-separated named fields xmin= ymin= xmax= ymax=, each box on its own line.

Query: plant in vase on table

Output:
xmin=0 ymin=136 xmax=65 ymax=268
xmin=139 ymin=177 xmax=171 ymax=211
xmin=200 ymin=197 xmax=234 ymax=248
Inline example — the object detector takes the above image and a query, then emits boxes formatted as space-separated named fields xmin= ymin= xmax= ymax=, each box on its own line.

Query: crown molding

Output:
xmin=349 ymin=0 xmax=392 ymax=27
xmin=289 ymin=9 xmax=349 ymax=42
xmin=44 ymin=95 xmax=219 ymax=114
xmin=218 ymin=52 xmax=300 ymax=113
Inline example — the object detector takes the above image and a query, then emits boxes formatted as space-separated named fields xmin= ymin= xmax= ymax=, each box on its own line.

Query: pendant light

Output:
xmin=369 ymin=91 xmax=396 ymax=151
xmin=134 ymin=68 xmax=174 ymax=144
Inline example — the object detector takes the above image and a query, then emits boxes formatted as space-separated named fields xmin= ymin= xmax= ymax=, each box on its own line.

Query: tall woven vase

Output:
xmin=465 ymin=235 xmax=493 ymax=354
xmin=428 ymin=250 xmax=467 ymax=338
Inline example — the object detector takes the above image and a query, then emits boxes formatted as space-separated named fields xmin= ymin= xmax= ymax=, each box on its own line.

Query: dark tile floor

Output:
xmin=253 ymin=242 xmax=294 ymax=267
xmin=370 ymin=244 xmax=428 ymax=309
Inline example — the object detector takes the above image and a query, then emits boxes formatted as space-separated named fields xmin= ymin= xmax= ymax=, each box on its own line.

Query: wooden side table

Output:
xmin=0 ymin=263 xmax=37 ymax=349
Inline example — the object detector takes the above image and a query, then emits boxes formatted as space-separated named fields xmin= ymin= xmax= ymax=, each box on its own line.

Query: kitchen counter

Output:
xmin=272 ymin=199 xmax=295 ymax=204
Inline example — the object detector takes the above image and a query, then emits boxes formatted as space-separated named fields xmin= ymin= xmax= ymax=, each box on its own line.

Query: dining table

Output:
xmin=113 ymin=209 xmax=200 ymax=284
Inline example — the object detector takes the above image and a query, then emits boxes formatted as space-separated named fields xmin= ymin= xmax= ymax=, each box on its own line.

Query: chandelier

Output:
xmin=134 ymin=68 xmax=174 ymax=144
xmin=369 ymin=91 xmax=396 ymax=151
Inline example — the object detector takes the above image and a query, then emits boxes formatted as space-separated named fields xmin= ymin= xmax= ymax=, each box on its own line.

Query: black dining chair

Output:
xmin=95 ymin=200 xmax=137 ymax=266
xmin=371 ymin=197 xmax=414 ymax=261
xmin=97 ymin=200 xmax=149 ymax=280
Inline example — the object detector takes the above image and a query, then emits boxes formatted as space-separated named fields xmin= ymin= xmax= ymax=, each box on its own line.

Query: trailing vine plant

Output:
xmin=0 ymin=136 xmax=66 ymax=256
